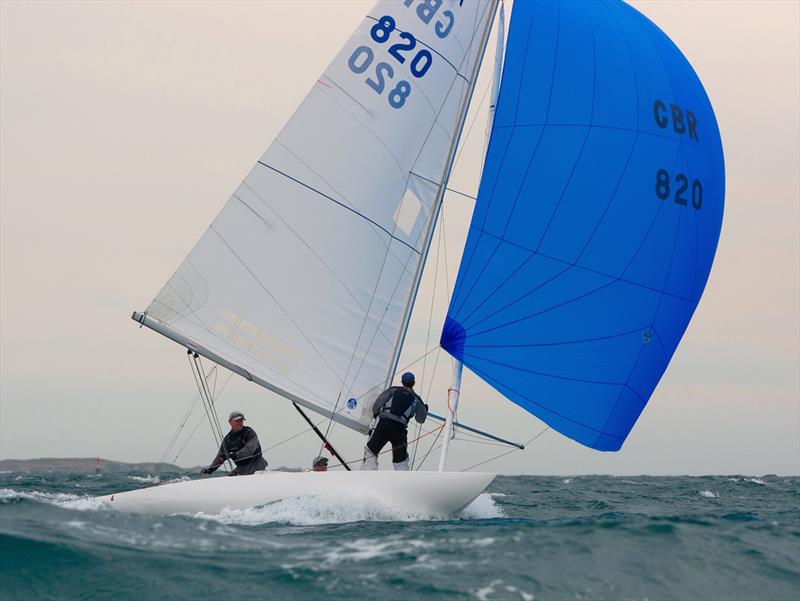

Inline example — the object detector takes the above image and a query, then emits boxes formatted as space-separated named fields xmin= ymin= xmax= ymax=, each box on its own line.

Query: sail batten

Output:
xmin=142 ymin=1 xmax=499 ymax=432
xmin=442 ymin=0 xmax=725 ymax=452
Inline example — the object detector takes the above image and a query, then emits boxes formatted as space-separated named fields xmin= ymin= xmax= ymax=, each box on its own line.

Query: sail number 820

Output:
xmin=655 ymin=169 xmax=702 ymax=210
xmin=346 ymin=14 xmax=434 ymax=110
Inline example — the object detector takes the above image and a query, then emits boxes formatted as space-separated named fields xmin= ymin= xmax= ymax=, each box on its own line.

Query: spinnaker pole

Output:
xmin=438 ymin=1 xmax=505 ymax=473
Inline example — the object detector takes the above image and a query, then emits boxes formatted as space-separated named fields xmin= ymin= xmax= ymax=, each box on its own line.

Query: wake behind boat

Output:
xmin=99 ymin=471 xmax=495 ymax=517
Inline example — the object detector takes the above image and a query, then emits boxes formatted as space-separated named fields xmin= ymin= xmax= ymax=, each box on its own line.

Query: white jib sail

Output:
xmin=140 ymin=0 xmax=498 ymax=433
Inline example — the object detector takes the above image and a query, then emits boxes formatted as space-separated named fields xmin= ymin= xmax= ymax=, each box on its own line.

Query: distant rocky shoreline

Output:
xmin=0 ymin=458 xmax=193 ymax=474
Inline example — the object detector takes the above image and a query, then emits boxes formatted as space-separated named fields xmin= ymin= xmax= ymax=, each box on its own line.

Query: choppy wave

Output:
xmin=0 ymin=488 xmax=107 ymax=511
xmin=1 ymin=473 xmax=797 ymax=601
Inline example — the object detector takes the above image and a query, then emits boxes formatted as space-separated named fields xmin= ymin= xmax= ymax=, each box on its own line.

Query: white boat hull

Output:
xmin=99 ymin=471 xmax=495 ymax=517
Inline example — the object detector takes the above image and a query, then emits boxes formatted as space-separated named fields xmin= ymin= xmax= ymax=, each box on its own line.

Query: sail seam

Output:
xmin=256 ymin=161 xmax=420 ymax=255
xmin=461 ymin=350 xmax=631 ymax=386
xmin=464 ymin=325 xmax=652 ymax=349
xmin=268 ymin=140 xmax=419 ymax=278
xmin=470 ymin=363 xmax=626 ymax=439
xmin=491 ymin=122 xmax=720 ymax=161
xmin=468 ymin=229 xmax=698 ymax=304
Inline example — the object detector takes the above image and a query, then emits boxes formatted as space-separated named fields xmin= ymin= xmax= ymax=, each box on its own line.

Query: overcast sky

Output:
xmin=1 ymin=1 xmax=798 ymax=475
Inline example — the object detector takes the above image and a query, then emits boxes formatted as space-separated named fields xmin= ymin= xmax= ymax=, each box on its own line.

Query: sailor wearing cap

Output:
xmin=361 ymin=372 xmax=428 ymax=471
xmin=200 ymin=411 xmax=268 ymax=476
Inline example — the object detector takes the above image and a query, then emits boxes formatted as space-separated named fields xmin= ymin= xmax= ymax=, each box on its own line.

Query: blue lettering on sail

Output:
xmin=346 ymin=13 xmax=436 ymax=109
xmin=435 ymin=10 xmax=455 ymax=39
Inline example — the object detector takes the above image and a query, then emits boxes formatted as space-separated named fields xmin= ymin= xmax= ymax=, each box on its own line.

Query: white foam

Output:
xmin=698 ymin=490 xmax=718 ymax=498
xmin=461 ymin=493 xmax=504 ymax=519
xmin=195 ymin=493 xmax=429 ymax=526
xmin=195 ymin=491 xmax=504 ymax=526
xmin=745 ymin=477 xmax=766 ymax=485
xmin=473 ymin=580 xmax=534 ymax=601
xmin=562 ymin=478 xmax=572 ymax=484
xmin=474 ymin=580 xmax=501 ymax=601
xmin=128 ymin=475 xmax=161 ymax=484
xmin=325 ymin=537 xmax=434 ymax=564
xmin=471 ymin=537 xmax=496 ymax=547
xmin=0 ymin=488 xmax=107 ymax=511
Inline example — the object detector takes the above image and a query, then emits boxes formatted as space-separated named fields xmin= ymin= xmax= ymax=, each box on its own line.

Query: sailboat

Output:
xmin=102 ymin=0 xmax=724 ymax=516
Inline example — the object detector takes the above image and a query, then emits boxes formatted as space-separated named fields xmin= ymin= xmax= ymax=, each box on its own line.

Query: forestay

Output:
xmin=141 ymin=0 xmax=497 ymax=433
xmin=442 ymin=0 xmax=725 ymax=450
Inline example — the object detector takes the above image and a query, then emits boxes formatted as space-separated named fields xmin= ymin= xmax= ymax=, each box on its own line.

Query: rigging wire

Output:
xmin=169 ymin=369 xmax=232 ymax=467
xmin=262 ymin=419 xmax=327 ymax=453
xmin=192 ymin=354 xmax=234 ymax=471
xmin=187 ymin=352 xmax=221 ymax=448
xmin=195 ymin=355 xmax=226 ymax=444
xmin=413 ymin=204 xmax=448 ymax=469
xmin=155 ymin=368 xmax=214 ymax=472
xmin=171 ymin=413 xmax=209 ymax=466
xmin=414 ymin=423 xmax=445 ymax=471
xmin=324 ymin=423 xmax=444 ymax=471
xmin=452 ymin=77 xmax=493 ymax=174
xmin=459 ymin=426 xmax=550 ymax=472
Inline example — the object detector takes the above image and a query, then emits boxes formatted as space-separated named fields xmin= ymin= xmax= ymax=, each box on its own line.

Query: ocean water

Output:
xmin=0 ymin=472 xmax=797 ymax=601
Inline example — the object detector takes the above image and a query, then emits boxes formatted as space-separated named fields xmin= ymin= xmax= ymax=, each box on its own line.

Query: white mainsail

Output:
xmin=138 ymin=0 xmax=498 ymax=433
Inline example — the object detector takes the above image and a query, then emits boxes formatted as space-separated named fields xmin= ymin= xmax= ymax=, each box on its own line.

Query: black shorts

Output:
xmin=366 ymin=418 xmax=408 ymax=463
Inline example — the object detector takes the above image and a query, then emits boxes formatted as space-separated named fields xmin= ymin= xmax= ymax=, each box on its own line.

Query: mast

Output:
xmin=384 ymin=0 xmax=500 ymax=393
xmin=439 ymin=1 xmax=505 ymax=473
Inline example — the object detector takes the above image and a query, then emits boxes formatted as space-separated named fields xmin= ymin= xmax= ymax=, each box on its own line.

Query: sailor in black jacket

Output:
xmin=200 ymin=411 xmax=268 ymax=476
xmin=361 ymin=372 xmax=428 ymax=471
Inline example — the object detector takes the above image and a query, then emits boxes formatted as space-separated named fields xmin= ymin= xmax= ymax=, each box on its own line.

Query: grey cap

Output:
xmin=228 ymin=411 xmax=245 ymax=421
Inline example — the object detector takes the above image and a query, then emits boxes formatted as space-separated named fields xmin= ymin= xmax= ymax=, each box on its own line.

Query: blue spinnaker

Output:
xmin=441 ymin=0 xmax=725 ymax=451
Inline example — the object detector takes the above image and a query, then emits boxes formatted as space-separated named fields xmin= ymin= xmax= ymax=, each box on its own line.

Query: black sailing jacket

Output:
xmin=371 ymin=386 xmax=428 ymax=427
xmin=206 ymin=426 xmax=267 ymax=475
